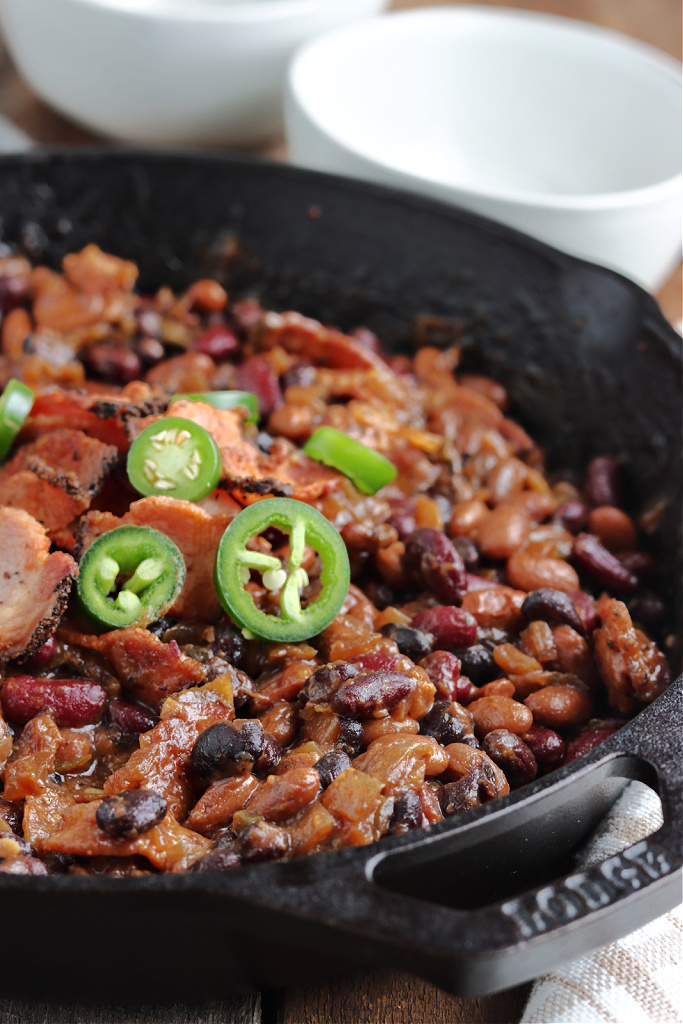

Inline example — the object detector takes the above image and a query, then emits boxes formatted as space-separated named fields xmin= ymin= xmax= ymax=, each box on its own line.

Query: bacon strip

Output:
xmin=0 ymin=507 xmax=77 ymax=659
xmin=76 ymin=494 xmax=236 ymax=621
xmin=0 ymin=429 xmax=118 ymax=535
xmin=253 ymin=311 xmax=387 ymax=371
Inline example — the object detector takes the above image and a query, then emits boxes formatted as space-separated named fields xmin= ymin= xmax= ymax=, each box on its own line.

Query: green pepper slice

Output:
xmin=127 ymin=416 xmax=222 ymax=502
xmin=77 ymin=526 xmax=186 ymax=630
xmin=0 ymin=378 xmax=34 ymax=462
xmin=214 ymin=497 xmax=350 ymax=642
xmin=173 ymin=391 xmax=260 ymax=425
xmin=303 ymin=426 xmax=397 ymax=495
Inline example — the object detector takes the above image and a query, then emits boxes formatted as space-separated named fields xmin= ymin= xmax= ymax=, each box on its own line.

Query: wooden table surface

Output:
xmin=0 ymin=2 xmax=680 ymax=1022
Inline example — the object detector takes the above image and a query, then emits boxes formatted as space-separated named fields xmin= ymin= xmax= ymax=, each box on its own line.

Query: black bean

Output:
xmin=191 ymin=721 xmax=263 ymax=778
xmin=438 ymin=762 xmax=502 ymax=816
xmin=313 ymin=751 xmax=351 ymax=789
xmin=212 ymin=620 xmax=246 ymax=666
xmin=147 ymin=615 xmax=176 ymax=638
xmin=0 ymin=855 xmax=49 ymax=875
xmin=335 ymin=717 xmax=364 ymax=756
xmin=299 ymin=662 xmax=359 ymax=705
xmin=254 ymin=733 xmax=283 ymax=775
xmin=452 ymin=535 xmax=480 ymax=571
xmin=553 ymin=500 xmax=589 ymax=534
xmin=419 ymin=700 xmax=475 ymax=746
xmin=389 ymin=791 xmax=424 ymax=833
xmin=379 ymin=623 xmax=433 ymax=661
xmin=135 ymin=336 xmax=165 ymax=367
xmin=482 ymin=730 xmax=538 ymax=789
xmin=96 ymin=790 xmax=167 ymax=840
xmin=191 ymin=847 xmax=242 ymax=872
xmin=521 ymin=588 xmax=586 ymax=635
xmin=627 ymin=592 xmax=667 ymax=631
xmin=0 ymin=797 xmax=23 ymax=836
xmin=237 ymin=820 xmax=290 ymax=864
xmin=455 ymin=644 xmax=498 ymax=685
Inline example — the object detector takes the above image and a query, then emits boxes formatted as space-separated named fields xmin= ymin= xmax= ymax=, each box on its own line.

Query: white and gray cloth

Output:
xmin=521 ymin=782 xmax=682 ymax=1024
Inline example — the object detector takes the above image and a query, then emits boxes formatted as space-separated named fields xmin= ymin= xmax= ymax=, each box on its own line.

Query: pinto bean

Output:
xmin=587 ymin=506 xmax=637 ymax=552
xmin=507 ymin=552 xmax=579 ymax=594
xmin=477 ymin=493 xmax=555 ymax=561
xmin=449 ymin=498 xmax=488 ymax=537
xmin=467 ymin=695 xmax=533 ymax=738
xmin=246 ymin=767 xmax=320 ymax=822
xmin=482 ymin=730 xmax=537 ymax=788
xmin=362 ymin=716 xmax=419 ymax=745
xmin=524 ymin=685 xmax=594 ymax=729
xmin=258 ymin=701 xmax=298 ymax=747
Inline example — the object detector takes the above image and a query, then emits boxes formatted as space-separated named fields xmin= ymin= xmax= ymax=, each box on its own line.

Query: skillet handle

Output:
xmin=353 ymin=677 xmax=683 ymax=994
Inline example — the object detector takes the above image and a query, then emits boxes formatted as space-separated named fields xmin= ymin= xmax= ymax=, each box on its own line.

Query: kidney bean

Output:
xmin=314 ymin=750 xmax=351 ymax=789
xmin=584 ymin=456 xmax=621 ymax=508
xmin=236 ymin=355 xmax=284 ymax=418
xmin=335 ymin=718 xmax=364 ymax=756
xmin=389 ymin=790 xmax=424 ymax=833
xmin=552 ymin=500 xmax=589 ymax=534
xmin=82 ymin=342 xmax=142 ymax=384
xmin=521 ymin=725 xmax=565 ymax=771
xmin=570 ymin=588 xmax=599 ymax=634
xmin=239 ymin=821 xmax=291 ymax=864
xmin=561 ymin=727 xmax=618 ymax=765
xmin=525 ymin=685 xmax=594 ymax=729
xmin=588 ymin=506 xmax=637 ymax=552
xmin=379 ymin=623 xmax=433 ymax=661
xmin=258 ymin=701 xmax=299 ymax=747
xmin=246 ymin=768 xmax=320 ymax=822
xmin=135 ymin=336 xmax=165 ymax=367
xmin=410 ymin=606 xmax=477 ymax=650
xmin=521 ymin=588 xmax=585 ymax=635
xmin=468 ymin=695 xmax=533 ymax=738
xmin=191 ymin=847 xmax=242 ymax=872
xmin=404 ymin=527 xmax=467 ymax=604
xmin=419 ymin=700 xmax=475 ymax=746
xmin=0 ymin=273 xmax=29 ymax=313
xmin=618 ymin=550 xmax=658 ymax=581
xmin=96 ymin=790 xmax=167 ymax=840
xmin=253 ymin=733 xmax=283 ymax=775
xmin=573 ymin=533 xmax=637 ymax=593
xmin=419 ymin=651 xmax=461 ymax=699
xmin=299 ymin=662 xmax=358 ymax=705
xmin=191 ymin=721 xmax=264 ymax=778
xmin=192 ymin=324 xmax=239 ymax=360
xmin=331 ymin=671 xmax=414 ymax=718
xmin=1 ymin=676 xmax=106 ymax=728
xmin=105 ymin=699 xmax=156 ymax=734
xmin=482 ymin=730 xmax=538 ymax=788
xmin=0 ymin=797 xmax=22 ymax=836
xmin=20 ymin=637 xmax=57 ymax=671
xmin=451 ymin=536 xmax=480 ymax=572
xmin=455 ymin=676 xmax=480 ymax=706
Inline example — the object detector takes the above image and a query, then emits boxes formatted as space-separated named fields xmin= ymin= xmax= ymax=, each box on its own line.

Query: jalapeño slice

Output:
xmin=77 ymin=526 xmax=186 ymax=630
xmin=303 ymin=426 xmax=397 ymax=495
xmin=127 ymin=416 xmax=221 ymax=502
xmin=214 ymin=498 xmax=350 ymax=643
xmin=172 ymin=391 xmax=259 ymax=425
xmin=0 ymin=378 xmax=34 ymax=462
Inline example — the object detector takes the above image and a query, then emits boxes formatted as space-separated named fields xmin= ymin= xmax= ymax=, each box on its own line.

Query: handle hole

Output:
xmin=373 ymin=764 xmax=663 ymax=911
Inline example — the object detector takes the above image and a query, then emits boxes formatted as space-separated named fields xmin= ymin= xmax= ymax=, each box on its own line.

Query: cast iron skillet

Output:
xmin=0 ymin=150 xmax=680 ymax=1001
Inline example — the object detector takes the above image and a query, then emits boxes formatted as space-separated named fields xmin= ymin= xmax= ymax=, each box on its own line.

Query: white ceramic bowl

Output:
xmin=286 ymin=6 xmax=683 ymax=291
xmin=0 ymin=0 xmax=388 ymax=147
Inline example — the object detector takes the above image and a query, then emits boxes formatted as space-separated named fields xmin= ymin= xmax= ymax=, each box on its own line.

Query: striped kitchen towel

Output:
xmin=521 ymin=781 xmax=682 ymax=1024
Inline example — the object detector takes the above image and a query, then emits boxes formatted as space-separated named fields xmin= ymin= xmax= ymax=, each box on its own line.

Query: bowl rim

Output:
xmin=9 ymin=0 xmax=386 ymax=24
xmin=287 ymin=4 xmax=683 ymax=211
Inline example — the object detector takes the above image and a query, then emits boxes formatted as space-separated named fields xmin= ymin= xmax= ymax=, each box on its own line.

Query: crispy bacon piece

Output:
xmin=63 ymin=626 xmax=206 ymax=709
xmin=31 ymin=245 xmax=138 ymax=335
xmin=22 ymin=786 xmax=78 ymax=846
xmin=0 ymin=507 xmax=77 ymax=659
xmin=0 ymin=708 xmax=12 ymax=772
xmin=131 ymin=399 xmax=341 ymax=503
xmin=40 ymin=801 xmax=211 ymax=872
xmin=77 ymin=495 xmax=237 ymax=621
xmin=0 ymin=429 xmax=118 ymax=535
xmin=253 ymin=310 xmax=387 ymax=371
xmin=24 ymin=382 xmax=169 ymax=452
xmin=104 ymin=682 xmax=235 ymax=819
xmin=593 ymin=596 xmax=671 ymax=713
xmin=2 ymin=712 xmax=61 ymax=801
